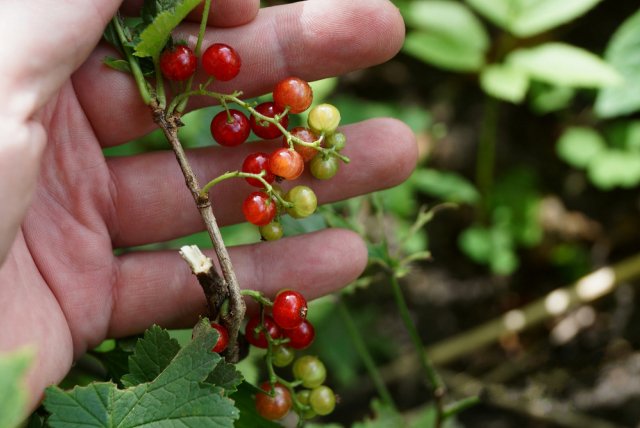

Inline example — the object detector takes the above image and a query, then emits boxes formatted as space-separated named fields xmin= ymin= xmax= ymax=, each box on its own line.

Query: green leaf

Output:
xmin=103 ymin=57 xmax=132 ymax=73
xmin=556 ymin=127 xmax=606 ymax=169
xmin=142 ymin=0 xmax=181 ymax=25
xmin=403 ymin=0 xmax=489 ymax=72
xmin=595 ymin=9 xmax=640 ymax=118
xmin=507 ymin=43 xmax=622 ymax=88
xmin=205 ymin=360 xmax=244 ymax=396
xmin=93 ymin=338 xmax=137 ymax=386
xmin=528 ymin=82 xmax=575 ymax=114
xmin=134 ymin=0 xmax=202 ymax=59
xmin=0 ymin=348 xmax=34 ymax=428
xmin=121 ymin=325 xmax=182 ymax=387
xmin=412 ymin=168 xmax=480 ymax=204
xmin=404 ymin=0 xmax=489 ymax=68
xmin=44 ymin=325 xmax=239 ymax=428
xmin=480 ymin=63 xmax=530 ymax=103
xmin=588 ymin=151 xmax=640 ymax=189
xmin=465 ymin=0 xmax=602 ymax=37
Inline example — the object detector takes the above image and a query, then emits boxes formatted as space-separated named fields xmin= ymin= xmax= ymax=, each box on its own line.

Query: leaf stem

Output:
xmin=200 ymin=170 xmax=293 ymax=208
xmin=111 ymin=15 xmax=151 ymax=105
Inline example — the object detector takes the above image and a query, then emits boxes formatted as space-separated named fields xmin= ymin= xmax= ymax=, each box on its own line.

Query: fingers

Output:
xmin=73 ymin=0 xmax=405 ymax=146
xmin=107 ymin=118 xmax=417 ymax=247
xmin=108 ymin=228 xmax=367 ymax=337
xmin=2 ymin=0 xmax=121 ymax=119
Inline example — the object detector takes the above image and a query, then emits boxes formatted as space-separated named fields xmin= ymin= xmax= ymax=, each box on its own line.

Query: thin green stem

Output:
xmin=167 ymin=88 xmax=350 ymax=163
xmin=176 ymin=0 xmax=212 ymax=113
xmin=200 ymin=170 xmax=293 ymax=208
xmin=154 ymin=57 xmax=167 ymax=110
xmin=337 ymin=297 xmax=396 ymax=411
xmin=475 ymin=97 xmax=499 ymax=222
xmin=240 ymin=289 xmax=273 ymax=307
xmin=443 ymin=396 xmax=480 ymax=420
xmin=112 ymin=16 xmax=151 ymax=105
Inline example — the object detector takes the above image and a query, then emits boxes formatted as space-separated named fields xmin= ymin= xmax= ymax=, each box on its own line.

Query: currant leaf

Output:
xmin=44 ymin=324 xmax=239 ymax=428
xmin=121 ymin=324 xmax=182 ymax=387
xmin=205 ymin=360 xmax=244 ymax=396
xmin=134 ymin=0 xmax=201 ymax=60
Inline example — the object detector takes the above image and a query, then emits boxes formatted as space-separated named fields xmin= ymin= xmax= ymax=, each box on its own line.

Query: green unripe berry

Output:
xmin=310 ymin=155 xmax=339 ymax=180
xmin=293 ymin=355 xmax=326 ymax=388
xmin=259 ymin=222 xmax=284 ymax=241
xmin=285 ymin=185 xmax=317 ymax=219
xmin=325 ymin=132 xmax=346 ymax=151
xmin=309 ymin=385 xmax=336 ymax=416
xmin=308 ymin=104 xmax=340 ymax=135
xmin=272 ymin=345 xmax=295 ymax=367
xmin=296 ymin=390 xmax=317 ymax=420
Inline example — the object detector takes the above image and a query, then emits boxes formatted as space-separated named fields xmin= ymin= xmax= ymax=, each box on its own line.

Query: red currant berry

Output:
xmin=159 ymin=45 xmax=197 ymax=81
xmin=273 ymin=289 xmax=308 ymax=330
xmin=285 ymin=127 xmax=320 ymax=162
xmin=210 ymin=322 xmax=229 ymax=353
xmin=269 ymin=148 xmax=304 ymax=180
xmin=273 ymin=77 xmax=313 ymax=114
xmin=283 ymin=319 xmax=315 ymax=349
xmin=250 ymin=102 xmax=289 ymax=139
xmin=255 ymin=382 xmax=292 ymax=421
xmin=202 ymin=43 xmax=241 ymax=81
xmin=245 ymin=315 xmax=281 ymax=348
xmin=242 ymin=152 xmax=275 ymax=187
xmin=210 ymin=109 xmax=250 ymax=147
xmin=242 ymin=192 xmax=276 ymax=226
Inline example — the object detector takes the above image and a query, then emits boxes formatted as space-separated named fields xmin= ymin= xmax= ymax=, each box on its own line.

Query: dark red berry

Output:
xmin=159 ymin=45 xmax=197 ymax=81
xmin=245 ymin=315 xmax=281 ymax=348
xmin=283 ymin=319 xmax=315 ymax=349
xmin=202 ymin=43 xmax=241 ymax=81
xmin=242 ymin=152 xmax=275 ymax=187
xmin=273 ymin=290 xmax=308 ymax=330
xmin=269 ymin=148 xmax=304 ymax=180
xmin=210 ymin=322 xmax=229 ymax=353
xmin=255 ymin=382 xmax=292 ymax=420
xmin=250 ymin=102 xmax=289 ymax=139
xmin=273 ymin=77 xmax=313 ymax=113
xmin=242 ymin=192 xmax=276 ymax=226
xmin=210 ymin=109 xmax=250 ymax=147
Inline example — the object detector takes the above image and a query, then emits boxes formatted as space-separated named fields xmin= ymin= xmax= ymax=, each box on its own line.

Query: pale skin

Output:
xmin=0 ymin=0 xmax=416 ymax=414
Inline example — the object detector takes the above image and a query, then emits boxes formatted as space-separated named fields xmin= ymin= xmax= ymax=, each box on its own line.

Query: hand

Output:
xmin=0 ymin=0 xmax=416 ymax=412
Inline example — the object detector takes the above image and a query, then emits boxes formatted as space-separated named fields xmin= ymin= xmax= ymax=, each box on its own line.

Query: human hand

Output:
xmin=0 ymin=0 xmax=416 ymax=412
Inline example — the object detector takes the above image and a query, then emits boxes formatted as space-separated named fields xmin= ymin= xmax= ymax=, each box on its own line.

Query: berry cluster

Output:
xmin=246 ymin=289 xmax=336 ymax=422
xmin=160 ymin=42 xmax=348 ymax=241
xmin=161 ymin=39 xmax=339 ymax=423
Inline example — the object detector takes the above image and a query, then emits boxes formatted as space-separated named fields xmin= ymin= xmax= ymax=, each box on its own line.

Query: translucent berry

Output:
xmin=255 ymin=382 xmax=292 ymax=421
xmin=242 ymin=152 xmax=275 ymax=187
xmin=310 ymin=155 xmax=339 ymax=180
xmin=293 ymin=356 xmax=327 ymax=388
xmin=245 ymin=315 xmax=281 ymax=348
xmin=269 ymin=148 xmax=304 ymax=180
xmin=285 ymin=186 xmax=317 ymax=219
xmin=159 ymin=45 xmax=197 ymax=81
xmin=309 ymin=385 xmax=336 ymax=416
xmin=272 ymin=345 xmax=295 ymax=367
xmin=325 ymin=132 xmax=347 ymax=151
xmin=285 ymin=127 xmax=320 ymax=162
xmin=250 ymin=102 xmax=289 ymax=139
xmin=273 ymin=289 xmax=308 ymax=330
xmin=283 ymin=319 xmax=315 ymax=349
xmin=259 ymin=222 xmax=284 ymax=241
xmin=210 ymin=322 xmax=229 ymax=353
xmin=210 ymin=109 xmax=250 ymax=147
xmin=273 ymin=77 xmax=313 ymax=113
xmin=308 ymin=103 xmax=340 ymax=135
xmin=242 ymin=192 xmax=276 ymax=226
xmin=202 ymin=43 xmax=241 ymax=81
